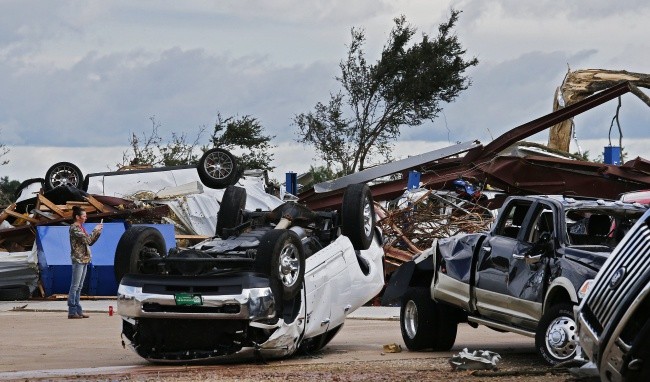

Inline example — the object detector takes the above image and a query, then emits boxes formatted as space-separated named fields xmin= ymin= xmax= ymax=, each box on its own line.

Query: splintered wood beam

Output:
xmin=0 ymin=203 xmax=16 ymax=225
xmin=84 ymin=195 xmax=108 ymax=213
xmin=3 ymin=209 xmax=40 ymax=224
xmin=37 ymin=194 xmax=67 ymax=217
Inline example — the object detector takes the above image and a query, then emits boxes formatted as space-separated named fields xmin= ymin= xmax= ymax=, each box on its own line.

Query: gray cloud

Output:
xmin=0 ymin=46 xmax=337 ymax=148
xmin=1 ymin=0 xmax=649 ymax=174
xmin=458 ymin=0 xmax=650 ymax=21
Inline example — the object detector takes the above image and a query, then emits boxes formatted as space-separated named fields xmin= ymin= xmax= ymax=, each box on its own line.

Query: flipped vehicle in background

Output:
xmin=576 ymin=208 xmax=650 ymax=382
xmin=114 ymin=183 xmax=384 ymax=362
xmin=15 ymin=148 xmax=240 ymax=202
xmin=384 ymin=195 xmax=647 ymax=365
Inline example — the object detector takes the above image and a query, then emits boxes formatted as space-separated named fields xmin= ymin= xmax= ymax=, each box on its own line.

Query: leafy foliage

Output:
xmin=0 ymin=176 xmax=20 ymax=205
xmin=119 ymin=114 xmax=276 ymax=172
xmin=207 ymin=114 xmax=276 ymax=172
xmin=294 ymin=10 xmax=478 ymax=175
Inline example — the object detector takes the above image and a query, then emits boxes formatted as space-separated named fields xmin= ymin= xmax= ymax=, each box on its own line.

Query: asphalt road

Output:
xmin=0 ymin=301 xmax=580 ymax=381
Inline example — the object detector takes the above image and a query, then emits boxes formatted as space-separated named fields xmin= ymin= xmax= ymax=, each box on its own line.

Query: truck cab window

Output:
xmin=496 ymin=202 xmax=531 ymax=239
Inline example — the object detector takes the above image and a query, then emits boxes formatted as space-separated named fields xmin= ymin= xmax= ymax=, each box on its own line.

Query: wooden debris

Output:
xmin=0 ymin=203 xmax=17 ymax=225
xmin=37 ymin=194 xmax=67 ymax=217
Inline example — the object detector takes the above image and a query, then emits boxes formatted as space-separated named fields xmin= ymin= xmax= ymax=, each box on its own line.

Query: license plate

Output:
xmin=174 ymin=293 xmax=203 ymax=306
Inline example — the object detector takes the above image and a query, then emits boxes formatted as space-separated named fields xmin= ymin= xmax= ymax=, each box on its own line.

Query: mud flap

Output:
xmin=381 ymin=260 xmax=416 ymax=305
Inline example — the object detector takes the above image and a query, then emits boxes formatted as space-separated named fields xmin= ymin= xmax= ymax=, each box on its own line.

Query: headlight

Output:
xmin=578 ymin=279 xmax=595 ymax=300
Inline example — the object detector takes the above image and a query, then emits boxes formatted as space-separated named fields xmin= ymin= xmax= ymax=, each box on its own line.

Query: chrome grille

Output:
xmin=584 ymin=220 xmax=650 ymax=330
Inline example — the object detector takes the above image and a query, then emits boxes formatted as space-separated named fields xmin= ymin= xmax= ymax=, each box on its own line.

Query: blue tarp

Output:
xmin=36 ymin=223 xmax=175 ymax=296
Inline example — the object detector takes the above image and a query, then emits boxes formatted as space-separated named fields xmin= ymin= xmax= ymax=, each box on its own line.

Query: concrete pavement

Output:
xmin=0 ymin=298 xmax=400 ymax=320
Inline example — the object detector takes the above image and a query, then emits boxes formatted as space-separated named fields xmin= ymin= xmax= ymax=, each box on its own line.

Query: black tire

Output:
xmin=114 ymin=226 xmax=167 ymax=283
xmin=45 ymin=162 xmax=83 ymax=191
xmin=341 ymin=183 xmax=376 ymax=250
xmin=197 ymin=148 xmax=239 ymax=189
xmin=13 ymin=178 xmax=44 ymax=199
xmin=216 ymin=185 xmax=246 ymax=239
xmin=300 ymin=324 xmax=343 ymax=354
xmin=535 ymin=303 xmax=578 ymax=365
xmin=255 ymin=230 xmax=305 ymax=304
xmin=0 ymin=285 xmax=30 ymax=301
xmin=400 ymin=287 xmax=458 ymax=351
xmin=434 ymin=303 xmax=459 ymax=351
xmin=400 ymin=287 xmax=436 ymax=350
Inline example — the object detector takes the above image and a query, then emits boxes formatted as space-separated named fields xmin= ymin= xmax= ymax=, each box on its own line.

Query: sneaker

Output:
xmin=68 ymin=314 xmax=83 ymax=319
xmin=80 ymin=314 xmax=89 ymax=318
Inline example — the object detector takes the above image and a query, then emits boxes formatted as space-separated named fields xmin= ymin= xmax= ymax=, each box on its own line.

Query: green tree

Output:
xmin=0 ymin=176 xmax=20 ymax=205
xmin=159 ymin=130 xmax=204 ymax=166
xmin=207 ymin=114 xmax=276 ymax=171
xmin=118 ymin=116 xmax=205 ymax=168
xmin=118 ymin=117 xmax=163 ymax=167
xmin=294 ymin=10 xmax=478 ymax=175
xmin=301 ymin=165 xmax=341 ymax=189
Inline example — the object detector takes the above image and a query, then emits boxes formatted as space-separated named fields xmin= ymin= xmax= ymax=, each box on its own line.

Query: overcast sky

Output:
xmin=1 ymin=0 xmax=649 ymax=183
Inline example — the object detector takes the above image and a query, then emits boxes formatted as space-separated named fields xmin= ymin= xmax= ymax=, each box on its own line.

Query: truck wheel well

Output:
xmin=544 ymin=287 xmax=572 ymax=311
xmin=409 ymin=269 xmax=433 ymax=288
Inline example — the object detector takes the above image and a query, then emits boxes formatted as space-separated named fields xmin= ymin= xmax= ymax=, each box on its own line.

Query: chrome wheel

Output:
xmin=50 ymin=165 xmax=80 ymax=187
xmin=278 ymin=242 xmax=301 ymax=288
xmin=203 ymin=151 xmax=234 ymax=180
xmin=363 ymin=196 xmax=373 ymax=237
xmin=403 ymin=299 xmax=419 ymax=339
xmin=544 ymin=314 xmax=578 ymax=361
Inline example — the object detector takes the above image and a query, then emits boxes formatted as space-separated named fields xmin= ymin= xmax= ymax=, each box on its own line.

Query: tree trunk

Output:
xmin=548 ymin=69 xmax=650 ymax=152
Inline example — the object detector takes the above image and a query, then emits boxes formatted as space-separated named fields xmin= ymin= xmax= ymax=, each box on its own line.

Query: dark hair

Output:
xmin=72 ymin=206 xmax=85 ymax=219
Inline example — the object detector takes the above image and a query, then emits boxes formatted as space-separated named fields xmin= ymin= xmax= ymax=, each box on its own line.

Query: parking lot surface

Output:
xmin=0 ymin=300 xmax=583 ymax=381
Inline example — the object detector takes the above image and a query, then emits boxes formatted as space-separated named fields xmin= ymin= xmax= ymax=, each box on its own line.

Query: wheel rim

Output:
xmin=278 ymin=242 xmax=301 ymax=288
xmin=362 ymin=196 xmax=373 ymax=237
xmin=404 ymin=300 xmax=419 ymax=339
xmin=50 ymin=165 xmax=79 ymax=187
xmin=545 ymin=314 xmax=578 ymax=361
xmin=204 ymin=151 xmax=234 ymax=180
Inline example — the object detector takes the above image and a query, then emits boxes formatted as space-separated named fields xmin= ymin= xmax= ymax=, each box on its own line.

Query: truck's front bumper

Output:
xmin=117 ymin=272 xmax=276 ymax=321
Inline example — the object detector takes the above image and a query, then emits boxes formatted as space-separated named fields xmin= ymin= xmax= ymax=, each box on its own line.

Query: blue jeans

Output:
xmin=68 ymin=262 xmax=88 ymax=316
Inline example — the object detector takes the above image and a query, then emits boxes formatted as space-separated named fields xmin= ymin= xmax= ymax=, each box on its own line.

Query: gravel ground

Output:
xmin=16 ymin=356 xmax=583 ymax=382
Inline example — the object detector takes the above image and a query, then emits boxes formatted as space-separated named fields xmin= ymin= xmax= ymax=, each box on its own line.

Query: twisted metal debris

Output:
xmin=377 ymin=189 xmax=494 ymax=262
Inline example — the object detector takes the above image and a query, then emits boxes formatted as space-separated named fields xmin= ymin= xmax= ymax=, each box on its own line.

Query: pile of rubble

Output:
xmin=377 ymin=188 xmax=494 ymax=272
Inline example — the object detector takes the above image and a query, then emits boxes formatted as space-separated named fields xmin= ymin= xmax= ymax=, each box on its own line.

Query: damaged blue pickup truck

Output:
xmin=383 ymin=195 xmax=647 ymax=365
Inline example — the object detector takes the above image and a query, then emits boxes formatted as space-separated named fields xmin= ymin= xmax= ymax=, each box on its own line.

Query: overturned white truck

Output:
xmin=114 ymin=183 xmax=385 ymax=362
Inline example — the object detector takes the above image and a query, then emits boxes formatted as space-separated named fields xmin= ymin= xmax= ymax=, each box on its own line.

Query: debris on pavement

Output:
xmin=449 ymin=348 xmax=501 ymax=371
xmin=382 ymin=343 xmax=402 ymax=353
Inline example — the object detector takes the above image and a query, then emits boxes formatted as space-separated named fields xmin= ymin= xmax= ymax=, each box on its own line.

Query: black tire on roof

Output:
xmin=341 ymin=183 xmax=376 ymax=250
xmin=114 ymin=226 xmax=166 ymax=283
xmin=216 ymin=185 xmax=246 ymax=239
xmin=197 ymin=148 xmax=240 ymax=189
xmin=44 ymin=162 xmax=83 ymax=191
